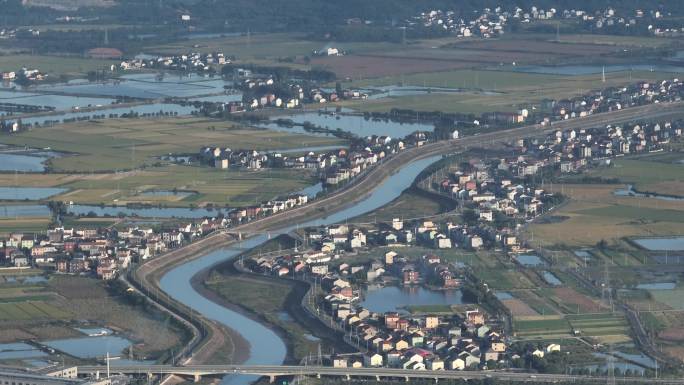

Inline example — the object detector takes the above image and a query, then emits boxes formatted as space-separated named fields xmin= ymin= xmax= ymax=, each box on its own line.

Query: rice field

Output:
xmin=0 ymin=301 xmax=71 ymax=321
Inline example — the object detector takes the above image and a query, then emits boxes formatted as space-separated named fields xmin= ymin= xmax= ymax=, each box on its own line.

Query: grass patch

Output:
xmin=649 ymin=289 xmax=684 ymax=309
xmin=405 ymin=304 xmax=453 ymax=314
xmin=0 ymin=301 xmax=70 ymax=321
xmin=205 ymin=272 xmax=322 ymax=361
xmin=0 ymin=54 xmax=117 ymax=78
xmin=1 ymin=117 xmax=344 ymax=172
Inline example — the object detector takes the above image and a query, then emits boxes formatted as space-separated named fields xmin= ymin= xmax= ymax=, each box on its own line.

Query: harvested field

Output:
xmin=502 ymin=298 xmax=539 ymax=317
xmin=655 ymin=311 xmax=684 ymax=342
xmin=514 ymin=316 xmax=570 ymax=338
xmin=664 ymin=346 xmax=684 ymax=362
xmin=452 ymin=39 xmax=621 ymax=56
xmin=566 ymin=313 xmax=631 ymax=343
xmin=552 ymin=287 xmax=607 ymax=314
xmin=529 ymin=183 xmax=684 ymax=246
xmin=0 ymin=275 xmax=187 ymax=360
xmin=660 ymin=327 xmax=684 ymax=342
xmin=311 ymin=55 xmax=471 ymax=79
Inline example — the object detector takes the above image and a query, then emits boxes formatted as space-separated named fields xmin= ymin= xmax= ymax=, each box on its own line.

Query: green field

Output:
xmin=0 ymin=117 xmax=344 ymax=207
xmin=0 ymin=54 xmax=116 ymax=78
xmin=649 ymin=289 xmax=684 ymax=309
xmin=0 ymin=218 xmax=52 ymax=235
xmin=342 ymin=69 xmax=675 ymax=114
xmin=474 ymin=268 xmax=537 ymax=290
xmin=514 ymin=316 xmax=571 ymax=338
xmin=1 ymin=117 xmax=344 ymax=172
xmin=514 ymin=313 xmax=631 ymax=343
xmin=567 ymin=313 xmax=631 ymax=338
xmin=350 ymin=188 xmax=451 ymax=224
xmin=588 ymin=157 xmax=684 ymax=197
xmin=405 ymin=304 xmax=454 ymax=314
xmin=205 ymin=271 xmax=323 ymax=361
xmin=576 ymin=205 xmax=684 ymax=223
xmin=0 ymin=301 xmax=71 ymax=321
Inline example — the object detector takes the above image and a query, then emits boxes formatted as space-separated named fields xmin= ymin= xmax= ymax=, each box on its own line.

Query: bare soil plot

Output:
xmin=455 ymin=39 xmax=621 ymax=57
xmin=502 ymin=298 xmax=539 ymax=317
xmin=552 ymin=287 xmax=607 ymax=314
xmin=311 ymin=55 xmax=471 ymax=79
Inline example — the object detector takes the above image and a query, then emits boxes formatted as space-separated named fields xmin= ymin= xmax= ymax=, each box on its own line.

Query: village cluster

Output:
xmin=0 ymin=193 xmax=319 ymax=278
xmin=408 ymin=5 xmax=682 ymax=37
xmin=200 ymin=131 xmax=431 ymax=186
xmin=118 ymin=51 xmax=230 ymax=72
xmin=244 ymin=220 xmax=560 ymax=371
xmin=1 ymin=67 xmax=48 ymax=82
xmin=0 ymin=219 xmax=226 ymax=279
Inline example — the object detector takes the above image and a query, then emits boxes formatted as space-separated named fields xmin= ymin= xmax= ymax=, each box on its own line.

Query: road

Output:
xmin=76 ymin=364 xmax=684 ymax=384
xmin=128 ymin=100 xmax=684 ymax=365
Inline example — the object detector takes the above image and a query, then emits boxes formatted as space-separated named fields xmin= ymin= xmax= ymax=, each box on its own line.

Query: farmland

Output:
xmin=587 ymin=156 xmax=684 ymax=197
xmin=0 ymin=117 xmax=344 ymax=207
xmin=0 ymin=117 xmax=344 ymax=172
xmin=0 ymin=274 xmax=186 ymax=359
xmin=0 ymin=301 xmax=70 ymax=321
xmin=529 ymin=183 xmax=684 ymax=247
xmin=0 ymin=54 xmax=117 ymax=78
xmin=342 ymin=68 xmax=676 ymax=115
xmin=513 ymin=312 xmax=631 ymax=343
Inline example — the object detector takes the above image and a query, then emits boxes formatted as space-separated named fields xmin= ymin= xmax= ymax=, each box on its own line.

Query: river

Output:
xmin=159 ymin=155 xmax=441 ymax=385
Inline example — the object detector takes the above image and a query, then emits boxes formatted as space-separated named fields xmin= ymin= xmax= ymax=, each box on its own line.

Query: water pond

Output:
xmin=652 ymin=255 xmax=684 ymax=264
xmin=0 ymin=205 xmax=51 ymax=218
xmin=67 ymin=204 xmax=229 ymax=219
xmin=296 ymin=182 xmax=324 ymax=198
xmin=0 ymin=342 xmax=47 ymax=360
xmin=1 ymin=275 xmax=47 ymax=284
xmin=515 ymin=254 xmax=545 ymax=267
xmin=37 ymin=73 xmax=231 ymax=99
xmin=0 ymin=187 xmax=67 ymax=200
xmin=76 ymin=327 xmax=113 ymax=336
xmin=19 ymin=103 xmax=197 ymax=127
xmin=509 ymin=64 xmax=684 ymax=76
xmin=0 ymin=152 xmax=57 ymax=172
xmin=139 ymin=190 xmax=195 ymax=199
xmin=635 ymin=282 xmax=676 ymax=290
xmin=258 ymin=111 xmax=434 ymax=138
xmin=542 ymin=271 xmax=562 ymax=286
xmin=614 ymin=185 xmax=684 ymax=201
xmin=360 ymin=285 xmax=464 ymax=314
xmin=633 ymin=237 xmax=684 ymax=251
xmin=0 ymin=90 xmax=114 ymax=111
xmin=43 ymin=335 xmax=132 ymax=359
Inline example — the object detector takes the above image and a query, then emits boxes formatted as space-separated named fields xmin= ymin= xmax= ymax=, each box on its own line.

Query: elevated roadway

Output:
xmin=76 ymin=364 xmax=682 ymax=384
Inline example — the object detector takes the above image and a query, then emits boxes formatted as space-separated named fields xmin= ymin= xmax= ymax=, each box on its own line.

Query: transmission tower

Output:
xmin=316 ymin=343 xmax=323 ymax=366
xmin=602 ymin=262 xmax=614 ymax=313
xmin=606 ymin=349 xmax=616 ymax=385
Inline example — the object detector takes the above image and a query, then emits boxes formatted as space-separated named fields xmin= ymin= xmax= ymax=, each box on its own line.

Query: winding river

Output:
xmin=159 ymin=155 xmax=441 ymax=384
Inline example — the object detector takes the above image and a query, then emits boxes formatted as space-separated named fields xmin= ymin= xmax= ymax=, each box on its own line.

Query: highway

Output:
xmin=127 ymin=100 xmax=684 ymax=366
xmin=76 ymin=364 xmax=683 ymax=384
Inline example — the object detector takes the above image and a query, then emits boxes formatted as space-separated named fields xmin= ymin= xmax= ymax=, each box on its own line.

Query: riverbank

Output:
xmin=194 ymin=256 xmax=356 ymax=365
xmin=132 ymin=231 xmax=250 ymax=365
